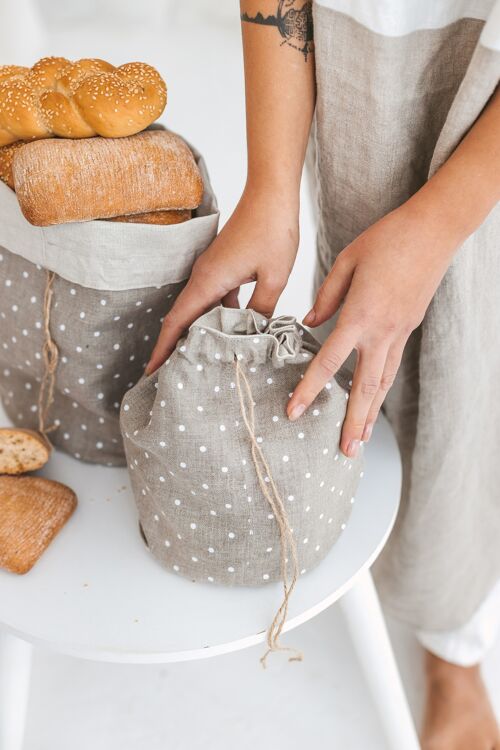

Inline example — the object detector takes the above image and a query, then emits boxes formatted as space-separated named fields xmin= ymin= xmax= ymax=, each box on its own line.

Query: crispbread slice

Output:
xmin=0 ymin=428 xmax=51 ymax=475
xmin=0 ymin=476 xmax=77 ymax=574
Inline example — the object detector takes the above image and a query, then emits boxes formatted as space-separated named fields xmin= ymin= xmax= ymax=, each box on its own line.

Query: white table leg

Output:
xmin=339 ymin=569 xmax=421 ymax=750
xmin=0 ymin=629 xmax=33 ymax=750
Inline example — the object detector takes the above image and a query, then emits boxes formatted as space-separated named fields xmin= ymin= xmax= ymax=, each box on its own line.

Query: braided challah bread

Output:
xmin=0 ymin=57 xmax=167 ymax=147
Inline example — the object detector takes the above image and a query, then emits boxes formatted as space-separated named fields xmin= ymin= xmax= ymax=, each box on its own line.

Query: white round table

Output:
xmin=0 ymin=405 xmax=420 ymax=749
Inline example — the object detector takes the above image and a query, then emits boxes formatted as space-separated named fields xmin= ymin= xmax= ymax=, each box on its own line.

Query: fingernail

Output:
xmin=288 ymin=403 xmax=306 ymax=421
xmin=303 ymin=309 xmax=316 ymax=325
xmin=145 ymin=362 xmax=153 ymax=375
xmin=346 ymin=439 xmax=360 ymax=457
xmin=362 ymin=423 xmax=373 ymax=441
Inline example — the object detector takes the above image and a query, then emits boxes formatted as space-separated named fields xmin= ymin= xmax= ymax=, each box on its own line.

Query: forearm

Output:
xmin=409 ymin=87 xmax=500 ymax=250
xmin=240 ymin=0 xmax=315 ymax=203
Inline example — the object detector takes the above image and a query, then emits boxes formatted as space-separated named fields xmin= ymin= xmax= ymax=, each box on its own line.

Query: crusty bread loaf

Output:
xmin=1 ymin=144 xmax=192 ymax=226
xmin=0 ymin=141 xmax=24 ymax=188
xmin=0 ymin=476 xmax=77 ymax=574
xmin=13 ymin=129 xmax=204 ymax=226
xmin=1 ymin=147 xmax=192 ymax=225
xmin=108 ymin=209 xmax=192 ymax=225
xmin=0 ymin=428 xmax=51 ymax=475
xmin=0 ymin=57 xmax=167 ymax=147
xmin=2 ymin=142 xmax=193 ymax=226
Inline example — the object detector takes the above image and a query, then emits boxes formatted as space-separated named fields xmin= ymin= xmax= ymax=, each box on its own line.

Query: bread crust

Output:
xmin=0 ymin=141 xmax=24 ymax=189
xmin=0 ymin=57 xmax=167 ymax=147
xmin=2 ymin=142 xmax=193 ymax=227
xmin=0 ymin=428 xmax=51 ymax=475
xmin=0 ymin=475 xmax=77 ymax=574
xmin=107 ymin=209 xmax=192 ymax=225
xmin=13 ymin=130 xmax=204 ymax=226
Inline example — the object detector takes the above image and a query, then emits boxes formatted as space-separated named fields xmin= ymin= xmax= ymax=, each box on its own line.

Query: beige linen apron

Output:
xmin=311 ymin=0 xmax=500 ymax=630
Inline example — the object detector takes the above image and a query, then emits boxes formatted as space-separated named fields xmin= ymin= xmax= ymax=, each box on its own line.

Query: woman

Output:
xmin=147 ymin=1 xmax=500 ymax=746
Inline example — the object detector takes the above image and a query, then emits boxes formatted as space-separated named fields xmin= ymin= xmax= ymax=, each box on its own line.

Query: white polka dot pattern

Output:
xmin=0 ymin=246 xmax=188 ymax=465
xmin=121 ymin=306 xmax=363 ymax=587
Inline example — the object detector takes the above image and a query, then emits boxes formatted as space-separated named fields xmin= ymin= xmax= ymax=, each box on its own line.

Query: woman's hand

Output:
xmin=287 ymin=199 xmax=461 ymax=457
xmin=287 ymin=86 xmax=500 ymax=457
xmin=146 ymin=185 xmax=300 ymax=374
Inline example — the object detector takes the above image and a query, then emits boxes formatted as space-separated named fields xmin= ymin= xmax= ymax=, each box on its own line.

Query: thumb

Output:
xmin=303 ymin=253 xmax=354 ymax=327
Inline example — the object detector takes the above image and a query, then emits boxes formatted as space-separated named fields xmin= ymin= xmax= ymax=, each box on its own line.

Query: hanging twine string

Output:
xmin=235 ymin=358 xmax=303 ymax=668
xmin=37 ymin=270 xmax=59 ymax=442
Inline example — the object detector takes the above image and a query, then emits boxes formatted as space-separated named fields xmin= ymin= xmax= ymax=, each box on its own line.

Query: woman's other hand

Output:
xmin=145 ymin=185 xmax=299 ymax=374
xmin=288 ymin=85 xmax=500 ymax=457
xmin=287 ymin=200 xmax=460 ymax=457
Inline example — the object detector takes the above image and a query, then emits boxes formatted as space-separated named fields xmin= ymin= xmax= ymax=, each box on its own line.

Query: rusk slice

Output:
xmin=0 ymin=476 xmax=77 ymax=574
xmin=0 ymin=428 xmax=51 ymax=475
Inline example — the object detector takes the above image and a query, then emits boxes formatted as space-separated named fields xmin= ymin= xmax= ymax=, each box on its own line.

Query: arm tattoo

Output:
xmin=241 ymin=1 xmax=314 ymax=61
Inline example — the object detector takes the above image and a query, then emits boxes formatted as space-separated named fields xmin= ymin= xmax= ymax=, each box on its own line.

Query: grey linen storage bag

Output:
xmin=121 ymin=306 xmax=364 ymax=657
xmin=0 ymin=145 xmax=218 ymax=466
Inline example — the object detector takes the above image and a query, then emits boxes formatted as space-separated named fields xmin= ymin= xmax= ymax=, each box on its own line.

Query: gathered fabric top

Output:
xmin=180 ymin=306 xmax=320 ymax=369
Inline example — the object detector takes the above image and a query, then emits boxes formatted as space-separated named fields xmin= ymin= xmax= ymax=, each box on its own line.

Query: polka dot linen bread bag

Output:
xmin=0 ymin=146 xmax=218 ymax=466
xmin=121 ymin=306 xmax=364 ymax=653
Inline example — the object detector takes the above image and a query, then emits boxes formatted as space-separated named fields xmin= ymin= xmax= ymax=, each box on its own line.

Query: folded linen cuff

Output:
xmin=417 ymin=577 xmax=500 ymax=666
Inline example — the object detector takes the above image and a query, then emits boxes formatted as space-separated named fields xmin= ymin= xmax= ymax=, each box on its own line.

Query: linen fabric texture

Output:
xmin=0 ymin=145 xmax=219 ymax=466
xmin=311 ymin=0 xmax=500 ymax=629
xmin=121 ymin=306 xmax=363 ymax=586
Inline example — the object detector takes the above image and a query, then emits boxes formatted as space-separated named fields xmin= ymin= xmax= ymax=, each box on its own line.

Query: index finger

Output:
xmin=286 ymin=325 xmax=356 ymax=420
xmin=145 ymin=274 xmax=222 ymax=374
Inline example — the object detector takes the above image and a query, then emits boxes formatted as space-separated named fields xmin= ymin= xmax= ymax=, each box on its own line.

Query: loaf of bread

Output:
xmin=1 ymin=145 xmax=193 ymax=225
xmin=0 ymin=476 xmax=77 ymax=574
xmin=13 ymin=129 xmax=204 ymax=226
xmin=0 ymin=141 xmax=24 ymax=188
xmin=1 ymin=144 xmax=193 ymax=225
xmin=107 ymin=209 xmax=192 ymax=225
xmin=1 ymin=143 xmax=193 ymax=225
xmin=0 ymin=428 xmax=51 ymax=474
xmin=0 ymin=57 xmax=167 ymax=147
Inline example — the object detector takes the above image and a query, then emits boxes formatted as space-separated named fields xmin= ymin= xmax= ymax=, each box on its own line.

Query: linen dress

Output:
xmin=311 ymin=0 xmax=500 ymax=631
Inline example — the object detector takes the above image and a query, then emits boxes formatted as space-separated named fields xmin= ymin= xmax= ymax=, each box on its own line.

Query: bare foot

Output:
xmin=421 ymin=650 xmax=500 ymax=750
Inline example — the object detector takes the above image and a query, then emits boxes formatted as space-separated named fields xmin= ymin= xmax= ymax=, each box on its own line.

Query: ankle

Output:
xmin=424 ymin=650 xmax=481 ymax=681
